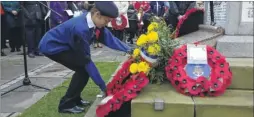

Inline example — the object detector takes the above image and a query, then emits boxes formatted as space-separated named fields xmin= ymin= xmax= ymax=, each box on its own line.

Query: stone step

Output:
xmin=131 ymin=84 xmax=253 ymax=117
xmin=216 ymin=36 xmax=253 ymax=58
xmin=227 ymin=58 xmax=253 ymax=90
xmin=193 ymin=89 xmax=253 ymax=117
xmin=131 ymin=84 xmax=195 ymax=117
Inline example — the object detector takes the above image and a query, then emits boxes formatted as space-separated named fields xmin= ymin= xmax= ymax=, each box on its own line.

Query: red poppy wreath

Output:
xmin=96 ymin=59 xmax=149 ymax=117
xmin=165 ymin=44 xmax=232 ymax=97
xmin=111 ymin=14 xmax=127 ymax=30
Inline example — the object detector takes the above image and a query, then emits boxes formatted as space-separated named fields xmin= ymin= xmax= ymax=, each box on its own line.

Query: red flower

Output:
xmin=186 ymin=82 xmax=201 ymax=96
xmin=209 ymin=79 xmax=224 ymax=91
xmin=196 ymin=76 xmax=209 ymax=91
xmin=123 ymin=89 xmax=137 ymax=101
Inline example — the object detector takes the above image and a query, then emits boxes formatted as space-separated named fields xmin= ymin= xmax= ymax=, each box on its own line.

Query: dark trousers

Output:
xmin=1 ymin=15 xmax=7 ymax=49
xmin=25 ymin=24 xmax=42 ymax=54
xmin=45 ymin=50 xmax=90 ymax=109
xmin=9 ymin=27 xmax=22 ymax=50
xmin=113 ymin=30 xmax=124 ymax=41
xmin=167 ymin=14 xmax=178 ymax=32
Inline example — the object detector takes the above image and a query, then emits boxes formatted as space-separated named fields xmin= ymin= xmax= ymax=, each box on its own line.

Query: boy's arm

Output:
xmin=99 ymin=28 xmax=131 ymax=53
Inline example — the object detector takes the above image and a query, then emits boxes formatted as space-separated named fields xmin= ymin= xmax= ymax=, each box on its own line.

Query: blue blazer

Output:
xmin=149 ymin=1 xmax=165 ymax=17
xmin=39 ymin=12 xmax=131 ymax=90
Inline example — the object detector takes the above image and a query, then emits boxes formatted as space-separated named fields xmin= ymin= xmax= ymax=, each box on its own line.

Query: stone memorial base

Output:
xmin=216 ymin=36 xmax=253 ymax=58
xmin=131 ymin=58 xmax=253 ymax=117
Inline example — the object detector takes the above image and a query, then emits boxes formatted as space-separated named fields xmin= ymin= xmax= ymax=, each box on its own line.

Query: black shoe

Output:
xmin=28 ymin=53 xmax=35 ymax=58
xmin=16 ymin=48 xmax=21 ymax=52
xmin=77 ymin=100 xmax=91 ymax=107
xmin=10 ymin=48 xmax=15 ymax=52
xmin=58 ymin=106 xmax=84 ymax=114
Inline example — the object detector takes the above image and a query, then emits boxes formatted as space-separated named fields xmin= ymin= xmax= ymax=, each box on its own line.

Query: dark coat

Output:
xmin=22 ymin=1 xmax=47 ymax=26
xmin=168 ymin=1 xmax=196 ymax=16
xmin=49 ymin=2 xmax=69 ymax=28
xmin=149 ymin=1 xmax=165 ymax=17
xmin=1 ymin=1 xmax=22 ymax=28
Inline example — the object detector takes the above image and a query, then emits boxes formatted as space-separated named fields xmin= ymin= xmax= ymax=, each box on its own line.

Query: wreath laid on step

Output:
xmin=96 ymin=59 xmax=149 ymax=117
xmin=165 ymin=44 xmax=233 ymax=96
xmin=111 ymin=15 xmax=127 ymax=30
xmin=175 ymin=8 xmax=204 ymax=38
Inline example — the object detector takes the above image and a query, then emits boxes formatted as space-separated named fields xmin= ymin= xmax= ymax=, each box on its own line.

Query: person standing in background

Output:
xmin=2 ymin=1 xmax=22 ymax=53
xmin=23 ymin=1 xmax=47 ymax=58
xmin=126 ymin=4 xmax=138 ymax=44
xmin=149 ymin=1 xmax=165 ymax=17
xmin=167 ymin=1 xmax=196 ymax=31
xmin=1 ymin=3 xmax=7 ymax=56
xmin=108 ymin=1 xmax=129 ymax=41
xmin=49 ymin=1 xmax=69 ymax=28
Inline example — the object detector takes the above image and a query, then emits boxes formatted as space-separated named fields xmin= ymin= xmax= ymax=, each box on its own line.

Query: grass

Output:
xmin=18 ymin=62 xmax=120 ymax=117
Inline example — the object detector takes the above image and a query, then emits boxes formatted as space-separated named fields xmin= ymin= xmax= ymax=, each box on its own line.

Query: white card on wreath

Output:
xmin=187 ymin=44 xmax=208 ymax=64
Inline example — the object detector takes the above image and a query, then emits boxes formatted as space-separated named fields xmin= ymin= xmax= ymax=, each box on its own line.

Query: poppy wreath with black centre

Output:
xmin=96 ymin=72 xmax=149 ymax=117
xmin=111 ymin=14 xmax=128 ymax=30
xmin=106 ymin=59 xmax=133 ymax=95
xmin=165 ymin=44 xmax=233 ymax=97
xmin=175 ymin=8 xmax=205 ymax=38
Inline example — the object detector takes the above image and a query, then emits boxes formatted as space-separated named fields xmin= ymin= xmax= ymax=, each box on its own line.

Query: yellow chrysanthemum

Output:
xmin=138 ymin=62 xmax=150 ymax=74
xmin=147 ymin=45 xmax=157 ymax=55
xmin=136 ymin=34 xmax=148 ymax=46
xmin=132 ymin=48 xmax=140 ymax=58
xmin=147 ymin=22 xmax=159 ymax=32
xmin=151 ymin=22 xmax=159 ymax=28
xmin=153 ymin=44 xmax=161 ymax=52
xmin=147 ymin=31 xmax=159 ymax=43
xmin=129 ymin=63 xmax=138 ymax=74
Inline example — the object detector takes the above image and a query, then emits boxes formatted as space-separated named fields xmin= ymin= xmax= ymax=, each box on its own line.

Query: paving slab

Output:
xmin=193 ymin=89 xmax=254 ymax=117
xmin=131 ymin=84 xmax=194 ymax=117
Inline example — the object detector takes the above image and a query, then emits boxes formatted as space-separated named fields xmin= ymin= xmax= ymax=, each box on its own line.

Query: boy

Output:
xmin=39 ymin=2 xmax=131 ymax=114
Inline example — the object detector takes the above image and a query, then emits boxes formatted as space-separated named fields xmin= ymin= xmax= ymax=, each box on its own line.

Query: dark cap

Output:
xmin=95 ymin=1 xmax=119 ymax=18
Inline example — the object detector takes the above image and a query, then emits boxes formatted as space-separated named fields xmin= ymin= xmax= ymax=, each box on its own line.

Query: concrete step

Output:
xmin=193 ymin=89 xmax=253 ymax=117
xmin=216 ymin=36 xmax=253 ymax=58
xmin=131 ymin=84 xmax=195 ymax=117
xmin=131 ymin=84 xmax=253 ymax=117
xmin=227 ymin=58 xmax=253 ymax=90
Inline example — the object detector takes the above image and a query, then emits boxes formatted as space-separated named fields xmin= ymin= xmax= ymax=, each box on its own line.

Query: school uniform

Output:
xmin=39 ymin=1 xmax=131 ymax=113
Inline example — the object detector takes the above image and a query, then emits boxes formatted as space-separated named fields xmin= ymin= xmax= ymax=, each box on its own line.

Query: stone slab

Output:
xmin=1 ymin=88 xmax=48 ymax=113
xmin=131 ymin=84 xmax=194 ymax=117
xmin=216 ymin=36 xmax=253 ymax=57
xmin=194 ymin=89 xmax=254 ymax=117
xmin=29 ymin=63 xmax=72 ymax=78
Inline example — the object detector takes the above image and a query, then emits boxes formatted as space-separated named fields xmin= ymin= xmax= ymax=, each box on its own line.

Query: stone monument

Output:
xmin=204 ymin=1 xmax=253 ymax=58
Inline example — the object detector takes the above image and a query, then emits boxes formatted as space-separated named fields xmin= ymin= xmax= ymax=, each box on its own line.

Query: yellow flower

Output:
xmin=136 ymin=34 xmax=148 ymax=46
xmin=151 ymin=22 xmax=159 ymax=28
xmin=153 ymin=44 xmax=161 ymax=52
xmin=147 ymin=24 xmax=155 ymax=32
xmin=129 ymin=63 xmax=138 ymax=74
xmin=132 ymin=48 xmax=140 ymax=58
xmin=147 ymin=31 xmax=159 ymax=43
xmin=138 ymin=62 xmax=150 ymax=74
xmin=147 ymin=22 xmax=159 ymax=32
xmin=147 ymin=45 xmax=157 ymax=55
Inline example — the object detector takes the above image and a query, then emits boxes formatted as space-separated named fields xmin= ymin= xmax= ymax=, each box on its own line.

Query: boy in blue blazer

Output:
xmin=39 ymin=1 xmax=131 ymax=113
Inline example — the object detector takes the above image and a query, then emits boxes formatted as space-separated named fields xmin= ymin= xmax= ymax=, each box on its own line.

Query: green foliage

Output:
xmin=148 ymin=17 xmax=180 ymax=84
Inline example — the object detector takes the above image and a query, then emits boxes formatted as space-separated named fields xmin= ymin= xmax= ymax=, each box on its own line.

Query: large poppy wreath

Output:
xmin=175 ymin=8 xmax=204 ymax=38
xmin=111 ymin=15 xmax=127 ymax=31
xmin=165 ymin=44 xmax=232 ymax=97
xmin=96 ymin=59 xmax=149 ymax=117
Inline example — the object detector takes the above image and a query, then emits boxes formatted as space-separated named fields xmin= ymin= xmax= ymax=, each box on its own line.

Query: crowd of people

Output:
xmin=1 ymin=1 xmax=197 ymax=57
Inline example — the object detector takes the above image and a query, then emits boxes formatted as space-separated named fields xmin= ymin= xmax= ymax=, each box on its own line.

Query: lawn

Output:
xmin=18 ymin=62 xmax=120 ymax=117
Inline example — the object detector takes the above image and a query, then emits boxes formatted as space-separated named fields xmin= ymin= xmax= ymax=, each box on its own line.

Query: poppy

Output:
xmin=186 ymin=82 xmax=202 ymax=96
xmin=209 ymin=79 xmax=224 ymax=91
xmin=196 ymin=76 xmax=209 ymax=92
xmin=123 ymin=89 xmax=137 ymax=101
